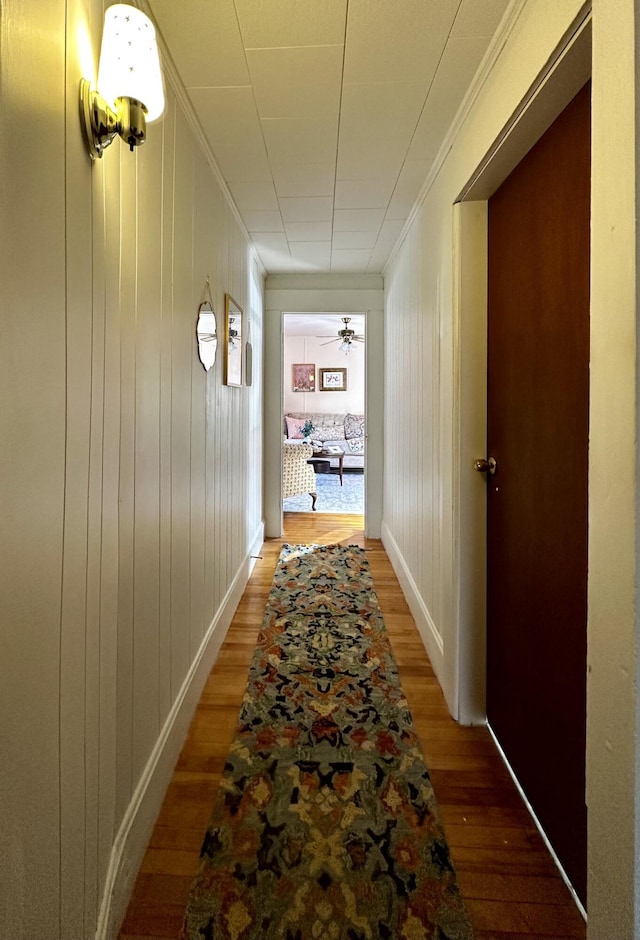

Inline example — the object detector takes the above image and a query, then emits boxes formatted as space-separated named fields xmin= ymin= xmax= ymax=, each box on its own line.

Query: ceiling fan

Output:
xmin=317 ymin=317 xmax=365 ymax=353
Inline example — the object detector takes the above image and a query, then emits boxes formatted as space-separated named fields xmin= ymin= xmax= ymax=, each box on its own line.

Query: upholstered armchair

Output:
xmin=282 ymin=442 xmax=317 ymax=510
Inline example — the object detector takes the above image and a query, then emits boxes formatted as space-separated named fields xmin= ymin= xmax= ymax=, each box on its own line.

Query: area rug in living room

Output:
xmin=283 ymin=469 xmax=364 ymax=514
xmin=179 ymin=543 xmax=473 ymax=940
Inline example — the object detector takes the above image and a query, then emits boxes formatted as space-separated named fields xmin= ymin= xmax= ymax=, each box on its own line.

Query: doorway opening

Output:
xmin=282 ymin=313 xmax=366 ymax=518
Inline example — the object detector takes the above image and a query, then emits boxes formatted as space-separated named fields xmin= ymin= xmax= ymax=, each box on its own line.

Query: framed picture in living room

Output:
xmin=292 ymin=363 xmax=315 ymax=392
xmin=320 ymin=367 xmax=347 ymax=391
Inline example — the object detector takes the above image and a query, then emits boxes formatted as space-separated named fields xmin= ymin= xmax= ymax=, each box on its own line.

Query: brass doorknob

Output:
xmin=474 ymin=457 xmax=497 ymax=474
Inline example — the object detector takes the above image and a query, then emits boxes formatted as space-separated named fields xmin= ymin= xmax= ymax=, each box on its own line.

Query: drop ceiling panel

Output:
xmin=261 ymin=119 xmax=339 ymax=165
xmin=227 ymin=181 xmax=279 ymax=213
xmin=279 ymin=197 xmax=334 ymax=223
xmin=284 ymin=221 xmax=333 ymax=242
xmin=386 ymin=161 xmax=431 ymax=221
xmin=244 ymin=211 xmax=285 ymax=233
xmin=152 ymin=0 xmax=512 ymax=274
xmin=451 ymin=0 xmax=510 ymax=38
xmin=202 ymin=134 xmax=273 ymax=184
xmin=251 ymin=232 xmax=290 ymax=253
xmin=339 ymin=82 xmax=428 ymax=140
xmin=149 ymin=0 xmax=250 ymax=86
xmin=332 ymin=231 xmax=378 ymax=251
xmin=247 ymin=46 xmax=344 ymax=120
xmin=335 ymin=179 xmax=396 ymax=210
xmin=337 ymin=137 xmax=408 ymax=180
xmin=291 ymin=243 xmax=332 ymax=267
xmin=272 ymin=163 xmax=336 ymax=198
xmin=235 ymin=0 xmax=348 ymax=48
xmin=331 ymin=249 xmax=372 ymax=271
xmin=343 ymin=0 xmax=459 ymax=84
xmin=406 ymin=36 xmax=491 ymax=163
xmin=333 ymin=208 xmax=386 ymax=232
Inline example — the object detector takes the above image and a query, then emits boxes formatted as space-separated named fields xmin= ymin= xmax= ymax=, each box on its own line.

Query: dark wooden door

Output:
xmin=486 ymin=82 xmax=590 ymax=905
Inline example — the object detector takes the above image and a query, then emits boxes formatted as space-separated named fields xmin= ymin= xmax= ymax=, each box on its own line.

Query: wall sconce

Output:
xmin=80 ymin=3 xmax=164 ymax=160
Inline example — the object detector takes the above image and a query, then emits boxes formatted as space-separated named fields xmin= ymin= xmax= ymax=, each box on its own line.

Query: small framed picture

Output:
xmin=292 ymin=363 xmax=315 ymax=392
xmin=224 ymin=294 xmax=243 ymax=387
xmin=319 ymin=367 xmax=347 ymax=392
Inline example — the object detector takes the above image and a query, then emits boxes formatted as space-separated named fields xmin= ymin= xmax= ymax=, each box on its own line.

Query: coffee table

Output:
xmin=307 ymin=448 xmax=344 ymax=485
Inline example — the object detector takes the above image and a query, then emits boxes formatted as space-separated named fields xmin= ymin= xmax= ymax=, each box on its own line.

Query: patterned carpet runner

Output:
xmin=180 ymin=543 xmax=473 ymax=940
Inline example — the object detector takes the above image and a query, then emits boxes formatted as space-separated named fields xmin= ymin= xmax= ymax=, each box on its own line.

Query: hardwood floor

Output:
xmin=119 ymin=513 xmax=586 ymax=940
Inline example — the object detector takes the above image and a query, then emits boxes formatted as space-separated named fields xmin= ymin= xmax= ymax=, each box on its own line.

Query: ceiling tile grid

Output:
xmin=149 ymin=0 xmax=511 ymax=274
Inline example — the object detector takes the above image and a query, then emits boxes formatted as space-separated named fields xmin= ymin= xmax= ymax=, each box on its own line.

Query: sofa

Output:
xmin=284 ymin=412 xmax=365 ymax=469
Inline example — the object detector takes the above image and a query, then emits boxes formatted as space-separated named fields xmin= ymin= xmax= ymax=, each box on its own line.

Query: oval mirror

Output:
xmin=196 ymin=301 xmax=217 ymax=371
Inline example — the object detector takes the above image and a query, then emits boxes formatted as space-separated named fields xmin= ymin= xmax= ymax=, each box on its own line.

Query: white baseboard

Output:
xmin=380 ymin=521 xmax=456 ymax=717
xmin=95 ymin=520 xmax=265 ymax=940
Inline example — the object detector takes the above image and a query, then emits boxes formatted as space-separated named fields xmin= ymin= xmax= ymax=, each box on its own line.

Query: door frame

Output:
xmin=452 ymin=14 xmax=592 ymax=725
xmin=451 ymin=16 xmax=592 ymax=914
xmin=264 ymin=290 xmax=384 ymax=539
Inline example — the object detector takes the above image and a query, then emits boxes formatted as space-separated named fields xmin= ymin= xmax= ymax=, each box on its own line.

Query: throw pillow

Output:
xmin=285 ymin=416 xmax=305 ymax=439
xmin=344 ymin=413 xmax=365 ymax=439
xmin=315 ymin=425 xmax=345 ymax=442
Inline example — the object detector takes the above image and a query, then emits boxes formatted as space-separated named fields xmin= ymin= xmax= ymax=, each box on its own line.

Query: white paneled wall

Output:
xmin=0 ymin=1 xmax=264 ymax=938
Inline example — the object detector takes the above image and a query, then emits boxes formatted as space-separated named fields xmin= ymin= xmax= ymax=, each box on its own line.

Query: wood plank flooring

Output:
xmin=119 ymin=513 xmax=586 ymax=940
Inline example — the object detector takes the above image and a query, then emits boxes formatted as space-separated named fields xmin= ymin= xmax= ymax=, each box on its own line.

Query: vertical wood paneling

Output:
xmin=170 ymin=111 xmax=195 ymax=700
xmin=101 ymin=144 xmax=125 ymax=834
xmin=60 ymin=3 xmax=96 ymax=934
xmin=159 ymin=89 xmax=176 ymax=725
xmin=0 ymin=1 xmax=66 ymax=936
xmin=5 ymin=3 xmax=262 ymax=937
xmin=116 ymin=153 xmax=138 ymax=809
xmin=133 ymin=122 xmax=163 ymax=769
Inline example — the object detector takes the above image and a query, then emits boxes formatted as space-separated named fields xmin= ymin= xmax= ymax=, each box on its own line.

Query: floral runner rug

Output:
xmin=180 ymin=543 xmax=473 ymax=940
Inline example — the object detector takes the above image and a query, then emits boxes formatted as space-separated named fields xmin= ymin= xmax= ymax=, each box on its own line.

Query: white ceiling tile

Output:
xmin=279 ymin=197 xmax=334 ymax=223
xmin=332 ymin=230 xmax=378 ymax=250
xmin=284 ymin=221 xmax=333 ymax=241
xmin=333 ymin=208 xmax=385 ymax=232
xmin=385 ymin=160 xmax=429 ymax=220
xmin=261 ymin=119 xmax=339 ymax=165
xmin=289 ymin=243 xmax=332 ymax=267
xmin=331 ymin=249 xmax=372 ymax=272
xmin=337 ymin=138 xmax=407 ymax=180
xmin=451 ymin=0 xmax=511 ymax=38
xmin=374 ymin=219 xmax=406 ymax=250
xmin=187 ymin=86 xmax=257 ymax=123
xmin=153 ymin=0 xmax=503 ymax=274
xmin=245 ymin=211 xmax=285 ymax=233
xmin=334 ymin=179 xmax=395 ymax=210
xmin=343 ymin=0 xmax=459 ymax=84
xmin=258 ymin=253 xmax=300 ymax=273
xmin=149 ymin=0 xmax=250 ymax=85
xmin=235 ymin=0 xmax=347 ymax=47
xmin=227 ymin=180 xmax=279 ymax=213
xmin=187 ymin=87 xmax=273 ymax=181
xmin=339 ymin=82 xmax=428 ymax=140
xmin=247 ymin=46 xmax=343 ymax=120
xmin=407 ymin=37 xmax=489 ymax=163
xmin=272 ymin=163 xmax=336 ymax=198
xmin=251 ymin=232 xmax=290 ymax=253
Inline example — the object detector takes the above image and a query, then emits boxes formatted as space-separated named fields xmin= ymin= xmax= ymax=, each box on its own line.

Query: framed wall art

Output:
xmin=292 ymin=363 xmax=315 ymax=392
xmin=319 ymin=367 xmax=347 ymax=391
xmin=224 ymin=293 xmax=243 ymax=386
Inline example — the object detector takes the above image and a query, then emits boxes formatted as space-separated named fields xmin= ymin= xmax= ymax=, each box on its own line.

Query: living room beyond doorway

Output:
xmin=282 ymin=313 xmax=365 ymax=516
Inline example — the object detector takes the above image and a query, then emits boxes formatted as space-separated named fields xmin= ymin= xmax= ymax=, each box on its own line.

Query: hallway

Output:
xmin=119 ymin=514 xmax=585 ymax=940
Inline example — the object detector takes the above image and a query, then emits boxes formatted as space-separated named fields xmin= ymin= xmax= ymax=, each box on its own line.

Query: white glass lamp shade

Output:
xmin=97 ymin=4 xmax=164 ymax=122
